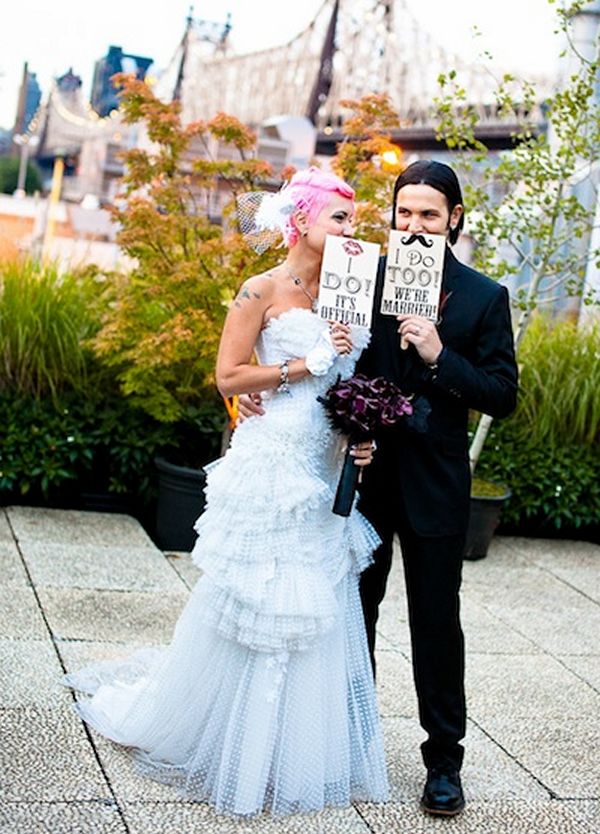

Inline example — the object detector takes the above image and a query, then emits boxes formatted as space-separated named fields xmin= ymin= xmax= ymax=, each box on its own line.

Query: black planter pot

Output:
xmin=463 ymin=487 xmax=511 ymax=561
xmin=80 ymin=491 xmax=134 ymax=514
xmin=154 ymin=456 xmax=206 ymax=552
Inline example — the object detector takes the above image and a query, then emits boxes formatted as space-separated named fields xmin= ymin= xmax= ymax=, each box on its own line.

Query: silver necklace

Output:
xmin=285 ymin=266 xmax=319 ymax=313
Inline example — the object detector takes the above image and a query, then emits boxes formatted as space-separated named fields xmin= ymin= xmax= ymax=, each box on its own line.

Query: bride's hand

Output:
xmin=330 ymin=322 xmax=353 ymax=355
xmin=350 ymin=440 xmax=377 ymax=468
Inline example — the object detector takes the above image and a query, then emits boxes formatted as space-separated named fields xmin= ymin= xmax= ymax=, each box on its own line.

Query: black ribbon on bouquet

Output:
xmin=333 ymin=440 xmax=362 ymax=517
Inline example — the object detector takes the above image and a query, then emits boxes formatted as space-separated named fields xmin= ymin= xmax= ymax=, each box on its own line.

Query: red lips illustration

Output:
xmin=342 ymin=240 xmax=364 ymax=257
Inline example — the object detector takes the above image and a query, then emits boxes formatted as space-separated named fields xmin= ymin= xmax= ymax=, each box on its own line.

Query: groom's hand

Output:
xmin=237 ymin=392 xmax=265 ymax=423
xmin=397 ymin=315 xmax=443 ymax=365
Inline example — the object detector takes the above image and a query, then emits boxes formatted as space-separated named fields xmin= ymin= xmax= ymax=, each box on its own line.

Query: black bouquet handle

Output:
xmin=333 ymin=443 xmax=360 ymax=517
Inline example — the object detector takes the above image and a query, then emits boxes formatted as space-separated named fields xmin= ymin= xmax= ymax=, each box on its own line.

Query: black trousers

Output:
xmin=359 ymin=492 xmax=466 ymax=772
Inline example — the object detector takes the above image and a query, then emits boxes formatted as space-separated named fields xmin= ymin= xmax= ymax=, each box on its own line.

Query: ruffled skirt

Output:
xmin=64 ymin=405 xmax=389 ymax=816
xmin=67 ymin=573 xmax=388 ymax=816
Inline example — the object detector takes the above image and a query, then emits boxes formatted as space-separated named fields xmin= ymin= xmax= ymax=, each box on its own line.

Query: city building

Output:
xmin=91 ymin=45 xmax=153 ymax=118
xmin=12 ymin=62 xmax=42 ymax=136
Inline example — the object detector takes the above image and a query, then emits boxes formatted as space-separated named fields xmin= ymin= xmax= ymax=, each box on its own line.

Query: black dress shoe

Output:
xmin=420 ymin=767 xmax=465 ymax=816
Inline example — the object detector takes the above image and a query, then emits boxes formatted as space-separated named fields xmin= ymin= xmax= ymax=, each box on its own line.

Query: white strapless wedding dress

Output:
xmin=64 ymin=308 xmax=389 ymax=817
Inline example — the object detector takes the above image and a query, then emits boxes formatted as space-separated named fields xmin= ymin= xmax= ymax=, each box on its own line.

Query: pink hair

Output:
xmin=283 ymin=166 xmax=355 ymax=248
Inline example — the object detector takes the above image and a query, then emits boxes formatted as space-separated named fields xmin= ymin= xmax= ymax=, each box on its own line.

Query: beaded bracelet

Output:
xmin=276 ymin=360 xmax=290 ymax=394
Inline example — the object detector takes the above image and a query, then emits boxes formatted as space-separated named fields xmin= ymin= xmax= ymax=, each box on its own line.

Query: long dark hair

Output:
xmin=392 ymin=160 xmax=465 ymax=245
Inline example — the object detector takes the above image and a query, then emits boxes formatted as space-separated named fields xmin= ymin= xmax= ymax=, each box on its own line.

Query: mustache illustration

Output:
xmin=400 ymin=234 xmax=434 ymax=248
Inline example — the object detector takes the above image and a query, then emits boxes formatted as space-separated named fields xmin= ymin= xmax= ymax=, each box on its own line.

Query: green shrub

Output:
xmin=477 ymin=432 xmax=600 ymax=530
xmin=0 ymin=259 xmax=224 ymax=506
xmin=476 ymin=316 xmax=600 ymax=532
xmin=0 ymin=155 xmax=42 ymax=194
xmin=508 ymin=316 xmax=600 ymax=448
xmin=0 ymin=260 xmax=104 ymax=399
xmin=0 ymin=392 xmax=173 ymax=504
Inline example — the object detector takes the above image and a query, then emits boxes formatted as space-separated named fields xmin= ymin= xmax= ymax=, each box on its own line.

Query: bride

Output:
xmin=64 ymin=167 xmax=389 ymax=817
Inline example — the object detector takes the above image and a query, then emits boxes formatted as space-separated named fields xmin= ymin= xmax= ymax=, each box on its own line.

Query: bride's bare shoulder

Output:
xmin=233 ymin=268 xmax=279 ymax=310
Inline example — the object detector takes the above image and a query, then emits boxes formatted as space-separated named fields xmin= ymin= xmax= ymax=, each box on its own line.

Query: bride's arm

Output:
xmin=216 ymin=275 xmax=307 ymax=397
xmin=217 ymin=275 xmax=354 ymax=398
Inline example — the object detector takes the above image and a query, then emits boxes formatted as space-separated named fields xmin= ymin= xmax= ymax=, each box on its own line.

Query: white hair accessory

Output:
xmin=236 ymin=188 xmax=297 ymax=254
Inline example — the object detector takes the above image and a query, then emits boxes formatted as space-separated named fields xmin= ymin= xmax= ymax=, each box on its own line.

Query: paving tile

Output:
xmin=0 ymin=512 xmax=14 ymax=541
xmin=375 ymin=579 xmax=540 ymax=658
xmin=57 ymin=639 xmax=154 ymax=673
xmin=465 ymin=563 xmax=584 ymax=609
xmin=503 ymin=537 xmax=600 ymax=569
xmin=374 ymin=603 xmax=411 ymax=650
xmin=0 ymin=587 xmax=47 ymax=639
xmin=20 ymin=541 xmax=183 ymax=593
xmin=0 ymin=639 xmax=70 ymax=708
xmin=558 ymin=655 xmax=600 ymax=693
xmin=375 ymin=650 xmax=418 ymax=719
xmin=503 ymin=538 xmax=600 ymax=604
xmin=461 ymin=598 xmax=541 ymax=655
xmin=357 ymin=799 xmax=591 ymax=834
xmin=372 ymin=558 xmax=410 ymax=650
xmin=6 ymin=507 xmax=155 ymax=549
xmin=477 ymin=717 xmax=600 ymax=799
xmin=466 ymin=653 xmax=600 ymax=720
xmin=466 ymin=565 xmax=600 ymax=655
xmin=567 ymin=799 xmax=600 ymax=831
xmin=2 ymin=506 xmax=597 ymax=830
xmin=540 ymin=565 xmax=600 ymax=605
xmin=378 ymin=717 xmax=423 ymax=803
xmin=478 ymin=600 xmax=600 ymax=657
xmin=0 ymin=706 xmax=111 ymax=801
xmin=38 ymin=588 xmax=189 ymax=644
xmin=165 ymin=552 xmax=203 ymax=590
xmin=0 ymin=801 xmax=126 ymax=834
xmin=467 ymin=536 xmax=534 ymax=568
xmin=91 ymin=732 xmax=188 ymax=803
xmin=379 ymin=545 xmax=540 ymax=656
xmin=122 ymin=801 xmax=370 ymax=833
xmin=0 ymin=541 xmax=28 ymax=587
xmin=381 ymin=716 xmax=547 ymax=804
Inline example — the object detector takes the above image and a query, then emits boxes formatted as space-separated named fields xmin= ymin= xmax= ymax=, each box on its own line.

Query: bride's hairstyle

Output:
xmin=284 ymin=167 xmax=354 ymax=248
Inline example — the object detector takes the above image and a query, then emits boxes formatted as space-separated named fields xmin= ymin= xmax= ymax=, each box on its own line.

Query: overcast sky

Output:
xmin=0 ymin=0 xmax=562 ymax=129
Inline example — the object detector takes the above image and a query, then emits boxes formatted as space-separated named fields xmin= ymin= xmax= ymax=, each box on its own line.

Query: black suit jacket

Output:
xmin=358 ymin=248 xmax=518 ymax=537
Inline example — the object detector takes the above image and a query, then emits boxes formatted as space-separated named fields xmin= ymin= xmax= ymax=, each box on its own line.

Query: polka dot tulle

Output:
xmin=64 ymin=309 xmax=389 ymax=816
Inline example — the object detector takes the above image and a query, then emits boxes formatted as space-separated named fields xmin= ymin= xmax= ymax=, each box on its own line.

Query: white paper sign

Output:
xmin=317 ymin=235 xmax=380 ymax=329
xmin=380 ymin=230 xmax=446 ymax=320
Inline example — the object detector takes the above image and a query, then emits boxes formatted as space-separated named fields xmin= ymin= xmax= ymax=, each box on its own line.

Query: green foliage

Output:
xmin=433 ymin=2 xmax=600 ymax=470
xmin=477 ymin=432 xmax=600 ymax=531
xmin=0 ymin=256 xmax=223 ymax=506
xmin=0 ymin=391 xmax=173 ymax=504
xmin=0 ymin=396 xmax=92 ymax=498
xmin=510 ymin=315 xmax=600 ymax=447
xmin=434 ymin=3 xmax=600 ymax=328
xmin=93 ymin=74 xmax=281 ymax=424
xmin=0 ymin=154 xmax=42 ymax=194
xmin=476 ymin=317 xmax=600 ymax=531
xmin=0 ymin=259 xmax=104 ymax=400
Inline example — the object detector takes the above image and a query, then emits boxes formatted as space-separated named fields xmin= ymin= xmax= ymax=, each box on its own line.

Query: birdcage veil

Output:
xmin=236 ymin=188 xmax=297 ymax=254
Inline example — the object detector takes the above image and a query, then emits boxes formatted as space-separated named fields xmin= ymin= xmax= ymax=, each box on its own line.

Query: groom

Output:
xmin=357 ymin=160 xmax=518 ymax=816
xmin=238 ymin=159 xmax=518 ymax=816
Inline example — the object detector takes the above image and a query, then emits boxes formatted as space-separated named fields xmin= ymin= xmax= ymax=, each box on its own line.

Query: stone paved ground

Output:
xmin=0 ymin=505 xmax=598 ymax=834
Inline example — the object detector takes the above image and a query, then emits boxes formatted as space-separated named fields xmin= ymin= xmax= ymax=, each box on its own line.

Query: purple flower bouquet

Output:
xmin=318 ymin=374 xmax=413 ymax=516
